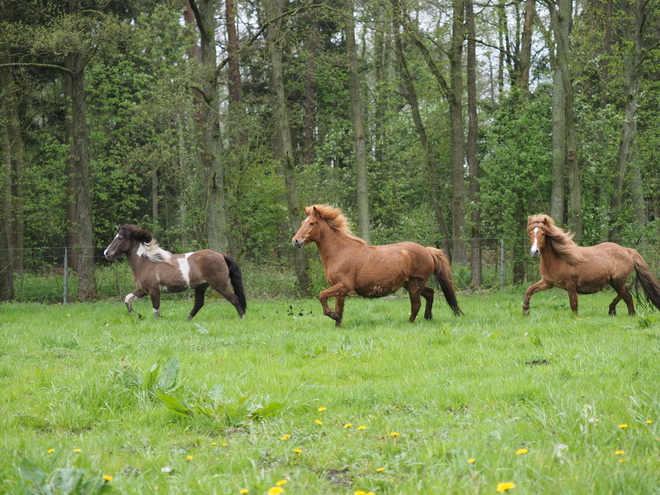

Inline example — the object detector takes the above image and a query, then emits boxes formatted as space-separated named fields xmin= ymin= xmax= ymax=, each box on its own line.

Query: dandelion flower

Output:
xmin=294 ymin=448 xmax=303 ymax=453
xmin=516 ymin=448 xmax=528 ymax=455
xmin=276 ymin=480 xmax=288 ymax=486
xmin=47 ymin=449 xmax=55 ymax=454
xmin=344 ymin=423 xmax=353 ymax=428
xmin=211 ymin=442 xmax=217 ymax=446
xmin=102 ymin=475 xmax=113 ymax=482
xmin=619 ymin=459 xmax=626 ymax=463
xmin=646 ymin=420 xmax=653 ymax=424
xmin=222 ymin=443 xmax=228 ymax=447
xmin=187 ymin=455 xmax=194 ymax=460
xmin=318 ymin=407 xmax=327 ymax=412
xmin=267 ymin=488 xmax=284 ymax=495
xmin=377 ymin=467 xmax=385 ymax=472
xmin=619 ymin=424 xmax=629 ymax=429
xmin=73 ymin=448 xmax=82 ymax=453
xmin=496 ymin=481 xmax=516 ymax=492
xmin=358 ymin=425 xmax=366 ymax=430
xmin=355 ymin=491 xmax=366 ymax=495
xmin=315 ymin=420 xmax=323 ymax=425
xmin=468 ymin=458 xmax=475 ymax=464
xmin=615 ymin=450 xmax=625 ymax=455
xmin=280 ymin=434 xmax=290 ymax=441
xmin=390 ymin=432 xmax=400 ymax=437
xmin=239 ymin=490 xmax=249 ymax=494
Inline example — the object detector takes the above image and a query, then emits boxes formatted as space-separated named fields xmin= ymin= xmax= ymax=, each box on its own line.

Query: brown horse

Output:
xmin=104 ymin=224 xmax=246 ymax=320
xmin=292 ymin=204 xmax=463 ymax=326
xmin=523 ymin=214 xmax=660 ymax=315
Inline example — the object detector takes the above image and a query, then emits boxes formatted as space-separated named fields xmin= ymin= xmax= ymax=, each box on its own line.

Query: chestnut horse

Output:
xmin=523 ymin=214 xmax=660 ymax=315
xmin=104 ymin=224 xmax=246 ymax=320
xmin=292 ymin=204 xmax=463 ymax=326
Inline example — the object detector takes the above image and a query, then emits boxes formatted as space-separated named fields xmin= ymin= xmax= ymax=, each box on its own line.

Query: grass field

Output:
xmin=2 ymin=287 xmax=660 ymax=494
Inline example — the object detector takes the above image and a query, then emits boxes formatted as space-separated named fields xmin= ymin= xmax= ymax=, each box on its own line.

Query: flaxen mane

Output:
xmin=306 ymin=204 xmax=367 ymax=245
xmin=119 ymin=224 xmax=172 ymax=263
xmin=527 ymin=214 xmax=583 ymax=264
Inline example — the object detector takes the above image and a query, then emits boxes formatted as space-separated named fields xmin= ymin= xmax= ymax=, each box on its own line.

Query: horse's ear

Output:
xmin=312 ymin=206 xmax=320 ymax=217
xmin=541 ymin=216 xmax=548 ymax=225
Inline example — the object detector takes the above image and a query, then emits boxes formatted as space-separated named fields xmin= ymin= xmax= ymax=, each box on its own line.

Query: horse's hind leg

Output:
xmin=187 ymin=285 xmax=208 ymax=320
xmin=609 ymin=283 xmax=635 ymax=316
xmin=421 ymin=286 xmax=434 ymax=320
xmin=214 ymin=284 xmax=245 ymax=319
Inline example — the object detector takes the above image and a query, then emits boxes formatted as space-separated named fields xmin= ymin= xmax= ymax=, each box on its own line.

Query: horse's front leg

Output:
xmin=148 ymin=288 xmax=162 ymax=318
xmin=522 ymin=279 xmax=553 ymax=315
xmin=125 ymin=289 xmax=146 ymax=318
xmin=565 ymin=283 xmax=579 ymax=313
xmin=318 ymin=283 xmax=349 ymax=326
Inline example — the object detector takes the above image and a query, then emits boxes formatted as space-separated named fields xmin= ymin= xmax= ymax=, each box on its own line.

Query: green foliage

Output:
xmin=19 ymin=458 xmax=108 ymax=495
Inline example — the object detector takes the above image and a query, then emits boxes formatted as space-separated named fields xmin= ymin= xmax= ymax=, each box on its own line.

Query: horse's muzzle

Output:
xmin=530 ymin=248 xmax=539 ymax=257
xmin=292 ymin=238 xmax=305 ymax=248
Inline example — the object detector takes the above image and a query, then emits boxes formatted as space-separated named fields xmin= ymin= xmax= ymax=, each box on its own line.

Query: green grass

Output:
xmin=1 ymin=288 xmax=660 ymax=494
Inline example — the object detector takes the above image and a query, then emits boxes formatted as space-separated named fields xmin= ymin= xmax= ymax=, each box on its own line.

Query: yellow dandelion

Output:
xmin=355 ymin=491 xmax=366 ymax=495
xmin=376 ymin=467 xmax=385 ymax=472
xmin=102 ymin=475 xmax=113 ymax=482
xmin=646 ymin=420 xmax=653 ymax=424
xmin=280 ymin=434 xmax=290 ymax=441
xmin=615 ymin=450 xmax=625 ymax=455
xmin=468 ymin=458 xmax=475 ymax=464
xmin=267 ymin=488 xmax=284 ymax=495
xmin=344 ymin=423 xmax=353 ymax=428
xmin=496 ymin=481 xmax=516 ymax=492
xmin=275 ymin=480 xmax=288 ymax=486
xmin=515 ymin=448 xmax=528 ymax=455
xmin=619 ymin=424 xmax=629 ymax=429
xmin=47 ymin=449 xmax=55 ymax=454
xmin=73 ymin=448 xmax=82 ymax=453
xmin=222 ymin=443 xmax=228 ymax=447
xmin=187 ymin=455 xmax=194 ymax=460
xmin=239 ymin=490 xmax=250 ymax=494
xmin=294 ymin=448 xmax=303 ymax=453
xmin=619 ymin=459 xmax=626 ymax=463
xmin=358 ymin=425 xmax=366 ymax=430
xmin=318 ymin=407 xmax=327 ymax=412
xmin=390 ymin=432 xmax=400 ymax=436
xmin=315 ymin=420 xmax=323 ymax=425
xmin=211 ymin=442 xmax=217 ymax=446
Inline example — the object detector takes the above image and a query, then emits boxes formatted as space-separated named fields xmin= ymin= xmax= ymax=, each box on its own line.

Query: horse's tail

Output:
xmin=223 ymin=254 xmax=247 ymax=312
xmin=426 ymin=247 xmax=464 ymax=316
xmin=630 ymin=249 xmax=660 ymax=311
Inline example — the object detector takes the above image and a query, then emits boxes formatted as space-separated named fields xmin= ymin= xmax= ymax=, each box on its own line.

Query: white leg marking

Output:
xmin=153 ymin=308 xmax=160 ymax=318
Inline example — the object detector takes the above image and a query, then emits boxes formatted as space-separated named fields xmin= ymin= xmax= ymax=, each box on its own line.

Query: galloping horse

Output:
xmin=523 ymin=214 xmax=660 ymax=315
xmin=104 ymin=224 xmax=246 ymax=320
xmin=292 ymin=204 xmax=463 ymax=326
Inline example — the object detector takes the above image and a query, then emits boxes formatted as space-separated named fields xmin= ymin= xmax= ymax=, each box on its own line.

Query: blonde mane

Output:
xmin=527 ymin=214 xmax=583 ymax=264
xmin=306 ymin=204 xmax=367 ymax=245
xmin=136 ymin=238 xmax=173 ymax=263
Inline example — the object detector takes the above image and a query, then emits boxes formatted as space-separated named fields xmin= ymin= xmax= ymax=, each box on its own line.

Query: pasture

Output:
xmin=1 ymin=288 xmax=660 ymax=494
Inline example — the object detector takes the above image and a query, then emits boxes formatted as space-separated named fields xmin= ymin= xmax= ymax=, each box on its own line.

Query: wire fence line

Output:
xmin=4 ymin=237 xmax=660 ymax=303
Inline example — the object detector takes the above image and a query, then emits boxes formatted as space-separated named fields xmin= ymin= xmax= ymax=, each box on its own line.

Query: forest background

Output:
xmin=1 ymin=0 xmax=660 ymax=302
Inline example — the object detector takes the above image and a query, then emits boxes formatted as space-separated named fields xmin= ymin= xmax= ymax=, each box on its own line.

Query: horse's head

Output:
xmin=292 ymin=206 xmax=323 ymax=248
xmin=527 ymin=214 xmax=553 ymax=256
xmin=104 ymin=224 xmax=152 ymax=260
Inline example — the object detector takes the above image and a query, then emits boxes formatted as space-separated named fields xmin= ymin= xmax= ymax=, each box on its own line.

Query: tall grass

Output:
xmin=1 ymin=288 xmax=659 ymax=493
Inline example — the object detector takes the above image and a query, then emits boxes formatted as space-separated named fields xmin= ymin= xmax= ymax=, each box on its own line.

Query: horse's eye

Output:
xmin=310 ymin=222 xmax=315 ymax=226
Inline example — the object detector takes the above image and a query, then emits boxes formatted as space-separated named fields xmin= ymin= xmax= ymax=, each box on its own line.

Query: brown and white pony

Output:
xmin=523 ymin=214 xmax=660 ymax=315
xmin=292 ymin=204 xmax=463 ymax=326
xmin=104 ymin=224 xmax=246 ymax=320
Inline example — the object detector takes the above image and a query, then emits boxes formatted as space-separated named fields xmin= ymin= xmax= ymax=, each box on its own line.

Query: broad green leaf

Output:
xmin=157 ymin=357 xmax=179 ymax=391
xmin=157 ymin=391 xmax=193 ymax=417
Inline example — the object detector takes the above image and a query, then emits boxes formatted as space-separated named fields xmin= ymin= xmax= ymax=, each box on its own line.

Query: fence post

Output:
xmin=499 ymin=238 xmax=504 ymax=291
xmin=63 ymin=246 xmax=68 ymax=304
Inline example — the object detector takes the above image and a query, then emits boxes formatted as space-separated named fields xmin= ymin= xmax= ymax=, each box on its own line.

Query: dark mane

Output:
xmin=527 ymin=214 xmax=583 ymax=264
xmin=306 ymin=204 xmax=367 ymax=245
xmin=118 ymin=224 xmax=172 ymax=262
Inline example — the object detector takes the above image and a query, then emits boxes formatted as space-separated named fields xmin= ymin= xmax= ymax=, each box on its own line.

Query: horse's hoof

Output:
xmin=137 ymin=313 xmax=144 ymax=319
xmin=522 ymin=309 xmax=530 ymax=316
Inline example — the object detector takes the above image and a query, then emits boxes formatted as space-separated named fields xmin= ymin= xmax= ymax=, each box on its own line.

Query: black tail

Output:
xmin=632 ymin=250 xmax=660 ymax=310
xmin=223 ymin=255 xmax=247 ymax=312
xmin=427 ymin=247 xmax=464 ymax=316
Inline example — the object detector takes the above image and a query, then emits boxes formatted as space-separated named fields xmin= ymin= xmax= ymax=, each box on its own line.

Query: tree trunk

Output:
xmin=609 ymin=0 xmax=646 ymax=240
xmin=267 ymin=0 xmax=312 ymax=297
xmin=70 ymin=51 xmax=97 ymax=300
xmin=519 ymin=0 xmax=535 ymax=97
xmin=449 ymin=0 xmax=467 ymax=263
xmin=0 ymin=69 xmax=14 ymax=300
xmin=548 ymin=0 xmax=582 ymax=237
xmin=550 ymin=62 xmax=566 ymax=222
xmin=466 ymin=0 xmax=481 ymax=287
xmin=392 ymin=14 xmax=451 ymax=256
xmin=303 ymin=2 xmax=319 ymax=166
xmin=191 ymin=0 xmax=229 ymax=253
xmin=345 ymin=0 xmax=371 ymax=243
xmin=64 ymin=55 xmax=78 ymax=271
xmin=0 ymin=49 xmax=24 ymax=276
